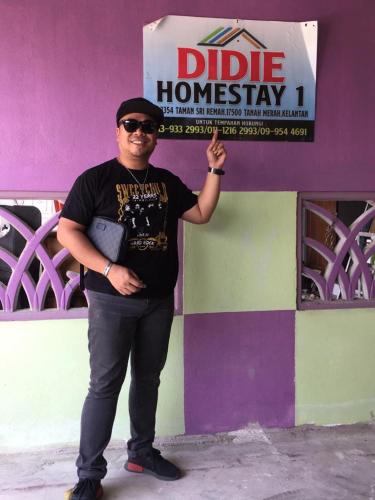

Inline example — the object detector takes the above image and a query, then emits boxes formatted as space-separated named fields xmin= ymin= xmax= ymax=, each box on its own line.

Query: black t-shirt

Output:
xmin=61 ymin=158 xmax=197 ymax=298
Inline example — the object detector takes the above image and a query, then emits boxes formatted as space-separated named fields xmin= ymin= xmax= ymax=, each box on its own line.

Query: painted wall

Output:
xmin=1 ymin=0 xmax=375 ymax=449
xmin=0 ymin=318 xmax=184 ymax=450
xmin=1 ymin=0 xmax=374 ymax=193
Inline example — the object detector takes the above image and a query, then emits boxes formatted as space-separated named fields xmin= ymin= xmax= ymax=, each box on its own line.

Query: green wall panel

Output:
xmin=0 ymin=316 xmax=184 ymax=450
xmin=296 ymin=309 xmax=375 ymax=425
xmin=184 ymin=192 xmax=297 ymax=314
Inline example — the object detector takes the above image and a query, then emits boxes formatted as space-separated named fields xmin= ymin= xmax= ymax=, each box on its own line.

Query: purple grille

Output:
xmin=0 ymin=207 xmax=88 ymax=319
xmin=300 ymin=198 xmax=375 ymax=308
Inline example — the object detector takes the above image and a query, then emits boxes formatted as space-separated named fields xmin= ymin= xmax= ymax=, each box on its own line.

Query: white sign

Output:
xmin=144 ymin=15 xmax=317 ymax=141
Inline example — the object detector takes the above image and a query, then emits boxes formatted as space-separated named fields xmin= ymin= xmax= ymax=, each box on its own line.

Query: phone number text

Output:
xmin=159 ymin=124 xmax=309 ymax=137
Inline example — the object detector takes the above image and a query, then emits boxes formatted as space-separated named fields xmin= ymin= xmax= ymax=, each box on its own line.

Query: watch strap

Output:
xmin=208 ymin=167 xmax=225 ymax=176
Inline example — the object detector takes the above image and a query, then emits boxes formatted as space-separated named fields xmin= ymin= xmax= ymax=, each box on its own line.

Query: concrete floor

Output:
xmin=1 ymin=423 xmax=375 ymax=500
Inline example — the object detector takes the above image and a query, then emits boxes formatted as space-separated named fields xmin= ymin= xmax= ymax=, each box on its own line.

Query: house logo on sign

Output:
xmin=197 ymin=26 xmax=267 ymax=49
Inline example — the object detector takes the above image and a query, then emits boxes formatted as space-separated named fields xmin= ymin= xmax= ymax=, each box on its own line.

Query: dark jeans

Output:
xmin=76 ymin=290 xmax=174 ymax=480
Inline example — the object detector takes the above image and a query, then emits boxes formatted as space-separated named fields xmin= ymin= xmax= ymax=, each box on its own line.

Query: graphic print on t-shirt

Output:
xmin=116 ymin=182 xmax=168 ymax=251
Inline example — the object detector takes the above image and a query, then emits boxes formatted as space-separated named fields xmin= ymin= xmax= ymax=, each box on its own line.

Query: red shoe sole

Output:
xmin=126 ymin=462 xmax=145 ymax=473
xmin=125 ymin=461 xmax=181 ymax=481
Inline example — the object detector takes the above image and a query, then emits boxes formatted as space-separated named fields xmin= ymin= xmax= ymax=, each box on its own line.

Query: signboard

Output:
xmin=143 ymin=15 xmax=317 ymax=141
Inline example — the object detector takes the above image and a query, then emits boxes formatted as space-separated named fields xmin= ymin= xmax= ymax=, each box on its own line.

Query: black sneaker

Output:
xmin=69 ymin=478 xmax=103 ymax=500
xmin=125 ymin=448 xmax=181 ymax=481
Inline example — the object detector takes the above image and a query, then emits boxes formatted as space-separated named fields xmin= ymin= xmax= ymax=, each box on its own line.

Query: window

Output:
xmin=298 ymin=193 xmax=375 ymax=310
xmin=0 ymin=197 xmax=88 ymax=319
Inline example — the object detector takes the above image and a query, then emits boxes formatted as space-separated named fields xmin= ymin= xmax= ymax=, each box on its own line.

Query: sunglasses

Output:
xmin=120 ymin=119 xmax=158 ymax=134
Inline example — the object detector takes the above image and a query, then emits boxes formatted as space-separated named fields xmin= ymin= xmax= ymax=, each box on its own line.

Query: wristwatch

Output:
xmin=208 ymin=167 xmax=225 ymax=175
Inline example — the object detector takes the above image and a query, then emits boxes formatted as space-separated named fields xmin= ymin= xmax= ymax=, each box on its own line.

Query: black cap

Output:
xmin=116 ymin=97 xmax=164 ymax=126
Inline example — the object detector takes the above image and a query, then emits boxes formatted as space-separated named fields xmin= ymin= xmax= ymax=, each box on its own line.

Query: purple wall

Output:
xmin=184 ymin=311 xmax=295 ymax=432
xmin=1 ymin=0 xmax=374 ymax=193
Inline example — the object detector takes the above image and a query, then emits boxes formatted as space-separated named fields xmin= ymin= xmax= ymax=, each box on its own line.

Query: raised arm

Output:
xmin=182 ymin=129 xmax=227 ymax=224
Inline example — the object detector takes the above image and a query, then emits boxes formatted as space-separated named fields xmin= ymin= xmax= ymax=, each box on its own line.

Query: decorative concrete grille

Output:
xmin=300 ymin=197 xmax=375 ymax=309
xmin=0 ymin=207 xmax=87 ymax=319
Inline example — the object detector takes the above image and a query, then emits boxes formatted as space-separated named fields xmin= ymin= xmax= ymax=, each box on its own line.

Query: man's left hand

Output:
xmin=206 ymin=129 xmax=227 ymax=169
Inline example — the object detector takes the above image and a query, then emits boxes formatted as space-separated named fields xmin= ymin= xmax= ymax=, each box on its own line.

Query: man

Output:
xmin=58 ymin=97 xmax=226 ymax=500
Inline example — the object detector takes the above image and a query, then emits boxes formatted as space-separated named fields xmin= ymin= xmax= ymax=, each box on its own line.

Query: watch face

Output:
xmin=0 ymin=216 xmax=10 ymax=239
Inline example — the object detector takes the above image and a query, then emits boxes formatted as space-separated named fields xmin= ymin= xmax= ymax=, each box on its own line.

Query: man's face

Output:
xmin=116 ymin=112 xmax=158 ymax=163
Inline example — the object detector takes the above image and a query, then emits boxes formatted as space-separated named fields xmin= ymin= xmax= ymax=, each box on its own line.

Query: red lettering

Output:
xmin=221 ymin=50 xmax=247 ymax=80
xmin=208 ymin=49 xmax=218 ymax=80
xmin=250 ymin=51 xmax=260 ymax=82
xmin=177 ymin=48 xmax=205 ymax=79
xmin=263 ymin=52 xmax=285 ymax=83
xmin=177 ymin=48 xmax=285 ymax=82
